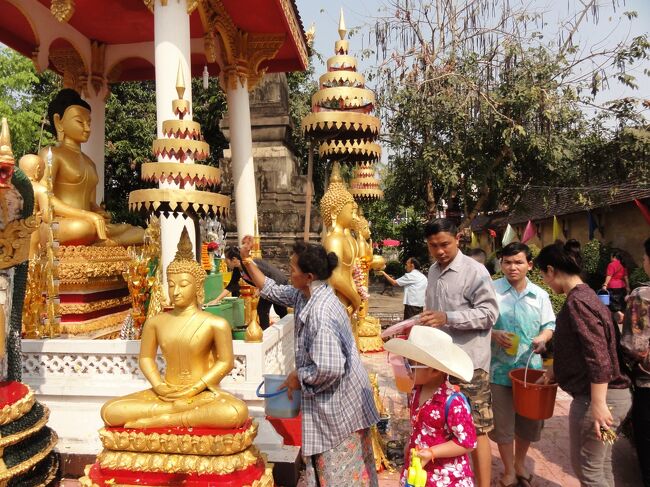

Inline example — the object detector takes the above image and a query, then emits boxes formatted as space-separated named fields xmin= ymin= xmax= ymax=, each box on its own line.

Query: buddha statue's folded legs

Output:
xmin=101 ymin=388 xmax=248 ymax=429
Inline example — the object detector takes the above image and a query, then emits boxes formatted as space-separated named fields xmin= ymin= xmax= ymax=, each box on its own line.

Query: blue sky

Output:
xmin=295 ymin=0 xmax=649 ymax=114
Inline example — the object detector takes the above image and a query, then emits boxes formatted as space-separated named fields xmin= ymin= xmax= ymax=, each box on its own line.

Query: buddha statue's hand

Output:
xmin=163 ymin=381 xmax=206 ymax=401
xmin=153 ymin=382 xmax=178 ymax=397
xmin=88 ymin=213 xmax=108 ymax=240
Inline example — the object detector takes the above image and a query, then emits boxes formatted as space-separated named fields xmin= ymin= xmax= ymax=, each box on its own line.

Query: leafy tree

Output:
xmin=0 ymin=46 xmax=59 ymax=158
xmin=371 ymin=0 xmax=649 ymax=226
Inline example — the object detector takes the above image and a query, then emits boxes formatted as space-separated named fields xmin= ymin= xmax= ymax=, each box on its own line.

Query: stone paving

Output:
xmin=365 ymin=286 xmax=643 ymax=487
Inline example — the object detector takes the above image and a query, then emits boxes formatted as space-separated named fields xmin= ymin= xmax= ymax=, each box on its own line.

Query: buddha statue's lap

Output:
xmin=99 ymin=228 xmax=249 ymax=430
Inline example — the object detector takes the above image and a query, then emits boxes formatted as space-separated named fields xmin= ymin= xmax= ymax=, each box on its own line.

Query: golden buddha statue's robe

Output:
xmin=101 ymin=309 xmax=248 ymax=429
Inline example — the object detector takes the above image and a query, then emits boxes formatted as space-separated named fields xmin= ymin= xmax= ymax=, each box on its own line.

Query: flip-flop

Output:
xmin=516 ymin=473 xmax=534 ymax=487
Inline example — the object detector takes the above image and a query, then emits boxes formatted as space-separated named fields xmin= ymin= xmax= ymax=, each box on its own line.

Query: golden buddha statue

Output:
xmin=320 ymin=162 xmax=362 ymax=315
xmin=38 ymin=89 xmax=143 ymax=246
xmin=18 ymin=154 xmax=48 ymax=258
xmin=100 ymin=228 xmax=248 ymax=429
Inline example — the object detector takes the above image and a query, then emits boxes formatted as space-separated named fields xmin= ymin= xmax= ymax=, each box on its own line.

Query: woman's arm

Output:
xmin=207 ymin=288 xmax=231 ymax=305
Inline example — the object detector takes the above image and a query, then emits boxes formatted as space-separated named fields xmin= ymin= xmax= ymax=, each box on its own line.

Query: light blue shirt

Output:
xmin=396 ymin=269 xmax=428 ymax=307
xmin=490 ymin=277 xmax=556 ymax=387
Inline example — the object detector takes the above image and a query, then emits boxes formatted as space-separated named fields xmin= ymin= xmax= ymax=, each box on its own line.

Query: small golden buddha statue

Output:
xmin=100 ymin=228 xmax=248 ymax=429
xmin=320 ymin=162 xmax=362 ymax=315
xmin=38 ymin=89 xmax=144 ymax=246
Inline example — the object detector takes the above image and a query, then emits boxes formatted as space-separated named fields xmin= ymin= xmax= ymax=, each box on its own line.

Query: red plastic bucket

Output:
xmin=509 ymin=368 xmax=558 ymax=420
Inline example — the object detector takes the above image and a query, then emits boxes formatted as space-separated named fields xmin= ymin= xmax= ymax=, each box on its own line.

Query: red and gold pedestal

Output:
xmin=80 ymin=419 xmax=274 ymax=486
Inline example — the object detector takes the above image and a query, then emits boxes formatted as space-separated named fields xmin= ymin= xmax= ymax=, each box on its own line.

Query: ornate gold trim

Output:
xmin=161 ymin=120 xmax=202 ymax=138
xmin=200 ymin=0 xmax=285 ymax=91
xmin=99 ymin=421 xmax=258 ymax=456
xmin=350 ymin=187 xmax=384 ymax=200
xmin=60 ymin=310 xmax=129 ymax=336
xmin=0 ymin=430 xmax=57 ymax=481
xmin=312 ymin=87 xmax=375 ymax=109
xmin=301 ymin=112 xmax=380 ymax=139
xmin=141 ymin=162 xmax=221 ymax=187
xmin=97 ymin=446 xmax=260 ymax=475
xmin=318 ymin=140 xmax=381 ymax=160
xmin=277 ymin=0 xmax=309 ymax=68
xmin=60 ymin=276 xmax=125 ymax=291
xmin=58 ymin=245 xmax=131 ymax=261
xmin=326 ymin=55 xmax=357 ymax=70
xmin=172 ymin=99 xmax=191 ymax=116
xmin=58 ymin=260 xmax=129 ymax=281
xmin=319 ymin=71 xmax=365 ymax=88
xmin=51 ymin=0 xmax=75 ymax=22
xmin=129 ymin=188 xmax=230 ymax=217
xmin=0 ymin=389 xmax=35 ymax=426
xmin=152 ymin=138 xmax=210 ymax=162
xmin=0 ymin=405 xmax=50 ymax=448
xmin=60 ymin=296 xmax=131 ymax=315
xmin=0 ymin=215 xmax=39 ymax=270
xmin=90 ymin=41 xmax=107 ymax=96
xmin=80 ymin=464 xmax=274 ymax=487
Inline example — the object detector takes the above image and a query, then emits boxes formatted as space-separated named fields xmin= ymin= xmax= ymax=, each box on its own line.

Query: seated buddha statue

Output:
xmin=320 ymin=162 xmax=362 ymax=315
xmin=38 ymin=89 xmax=143 ymax=246
xmin=100 ymin=228 xmax=248 ymax=429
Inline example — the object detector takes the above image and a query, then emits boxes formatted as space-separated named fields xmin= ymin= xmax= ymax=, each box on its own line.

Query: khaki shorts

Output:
xmin=488 ymin=383 xmax=543 ymax=444
xmin=450 ymin=369 xmax=494 ymax=435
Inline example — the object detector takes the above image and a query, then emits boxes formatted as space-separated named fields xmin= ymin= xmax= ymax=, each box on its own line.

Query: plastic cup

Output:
xmin=505 ymin=333 xmax=520 ymax=356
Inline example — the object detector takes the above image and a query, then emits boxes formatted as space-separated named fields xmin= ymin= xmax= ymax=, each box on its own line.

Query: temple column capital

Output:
xmin=143 ymin=0 xmax=200 ymax=14
xmin=199 ymin=0 xmax=284 ymax=92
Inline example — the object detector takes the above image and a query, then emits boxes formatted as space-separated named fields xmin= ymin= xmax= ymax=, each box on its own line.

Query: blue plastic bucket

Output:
xmin=256 ymin=374 xmax=301 ymax=418
xmin=597 ymin=289 xmax=610 ymax=306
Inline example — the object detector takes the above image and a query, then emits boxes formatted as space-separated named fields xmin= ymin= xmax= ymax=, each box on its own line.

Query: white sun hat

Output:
xmin=384 ymin=326 xmax=474 ymax=382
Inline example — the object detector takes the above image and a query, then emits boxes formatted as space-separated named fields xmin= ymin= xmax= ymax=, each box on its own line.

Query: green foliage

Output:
xmin=630 ymin=267 xmax=649 ymax=289
xmin=0 ymin=47 xmax=59 ymax=158
xmin=397 ymin=215 xmax=428 ymax=265
xmin=582 ymin=239 xmax=601 ymax=274
xmin=363 ymin=199 xmax=398 ymax=242
xmin=384 ymin=260 xmax=405 ymax=278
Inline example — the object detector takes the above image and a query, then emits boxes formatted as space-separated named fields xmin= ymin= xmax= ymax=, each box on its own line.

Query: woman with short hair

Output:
xmin=239 ymin=239 xmax=379 ymax=486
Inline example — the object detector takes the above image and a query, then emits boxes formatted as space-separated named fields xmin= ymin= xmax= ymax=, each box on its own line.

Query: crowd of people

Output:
xmin=227 ymin=220 xmax=648 ymax=487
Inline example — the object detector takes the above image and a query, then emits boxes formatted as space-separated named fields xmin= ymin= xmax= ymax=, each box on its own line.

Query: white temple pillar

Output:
xmin=82 ymin=91 xmax=106 ymax=205
xmin=153 ymin=0 xmax=196 ymax=279
xmin=226 ymin=80 xmax=257 ymax=242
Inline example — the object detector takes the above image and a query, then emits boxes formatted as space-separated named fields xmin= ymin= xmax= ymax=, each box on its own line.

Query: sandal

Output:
xmin=516 ymin=473 xmax=534 ymax=487
xmin=498 ymin=480 xmax=518 ymax=487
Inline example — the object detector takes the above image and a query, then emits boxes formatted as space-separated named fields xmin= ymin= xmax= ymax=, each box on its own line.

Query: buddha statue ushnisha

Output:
xmin=320 ymin=162 xmax=362 ymax=315
xmin=100 ymin=228 xmax=248 ymax=429
xmin=38 ymin=89 xmax=144 ymax=246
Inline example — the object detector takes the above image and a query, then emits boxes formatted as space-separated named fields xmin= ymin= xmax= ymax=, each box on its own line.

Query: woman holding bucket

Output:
xmin=239 ymin=238 xmax=379 ymax=486
xmin=535 ymin=241 xmax=631 ymax=487
xmin=490 ymin=243 xmax=555 ymax=487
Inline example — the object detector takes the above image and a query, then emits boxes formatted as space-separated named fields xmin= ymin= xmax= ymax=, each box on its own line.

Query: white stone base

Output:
xmin=21 ymin=315 xmax=295 ymax=455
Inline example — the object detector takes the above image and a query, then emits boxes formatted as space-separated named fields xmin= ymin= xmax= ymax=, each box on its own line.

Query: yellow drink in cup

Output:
xmin=505 ymin=332 xmax=520 ymax=356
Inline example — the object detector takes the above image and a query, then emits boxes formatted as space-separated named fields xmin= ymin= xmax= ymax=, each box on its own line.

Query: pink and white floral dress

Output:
xmin=401 ymin=380 xmax=477 ymax=487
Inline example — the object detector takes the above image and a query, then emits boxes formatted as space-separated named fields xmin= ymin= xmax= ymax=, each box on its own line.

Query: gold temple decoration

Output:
xmin=98 ymin=421 xmax=258 ymax=456
xmin=142 ymin=0 xmax=200 ymax=15
xmin=301 ymin=9 xmax=384 ymax=202
xmin=198 ymin=0 xmax=286 ymax=91
xmin=128 ymin=62 xmax=230 ymax=218
xmin=51 ymin=0 xmax=75 ymax=23
xmin=0 ymin=389 xmax=35 ymax=426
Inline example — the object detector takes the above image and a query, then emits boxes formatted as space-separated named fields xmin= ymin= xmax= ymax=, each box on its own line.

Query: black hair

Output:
xmin=535 ymin=240 xmax=583 ymax=275
xmin=645 ymin=238 xmax=650 ymax=259
xmin=407 ymin=257 xmax=421 ymax=270
xmin=48 ymin=89 xmax=91 ymax=136
xmin=292 ymin=241 xmax=338 ymax=280
xmin=423 ymin=218 xmax=458 ymax=238
xmin=498 ymin=242 xmax=532 ymax=262
xmin=224 ymin=246 xmax=241 ymax=260
xmin=466 ymin=248 xmax=487 ymax=259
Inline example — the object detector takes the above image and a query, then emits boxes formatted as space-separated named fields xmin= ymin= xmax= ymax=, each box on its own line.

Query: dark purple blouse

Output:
xmin=554 ymin=284 xmax=630 ymax=396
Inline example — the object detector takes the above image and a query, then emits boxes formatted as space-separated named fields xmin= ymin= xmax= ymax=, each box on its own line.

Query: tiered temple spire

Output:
xmin=301 ymin=9 xmax=383 ymax=201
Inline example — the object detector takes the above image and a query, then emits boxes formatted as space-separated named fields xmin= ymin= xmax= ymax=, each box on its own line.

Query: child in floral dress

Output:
xmin=385 ymin=326 xmax=477 ymax=487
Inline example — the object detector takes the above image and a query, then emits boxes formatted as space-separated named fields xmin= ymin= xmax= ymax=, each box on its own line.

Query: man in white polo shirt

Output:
xmin=380 ymin=257 xmax=428 ymax=319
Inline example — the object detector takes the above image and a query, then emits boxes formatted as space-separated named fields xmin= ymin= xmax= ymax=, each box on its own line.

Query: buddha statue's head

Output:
xmin=320 ymin=162 xmax=358 ymax=229
xmin=166 ymin=227 xmax=205 ymax=307
xmin=48 ymin=89 xmax=92 ymax=144
xmin=354 ymin=213 xmax=371 ymax=240
xmin=18 ymin=154 xmax=45 ymax=183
